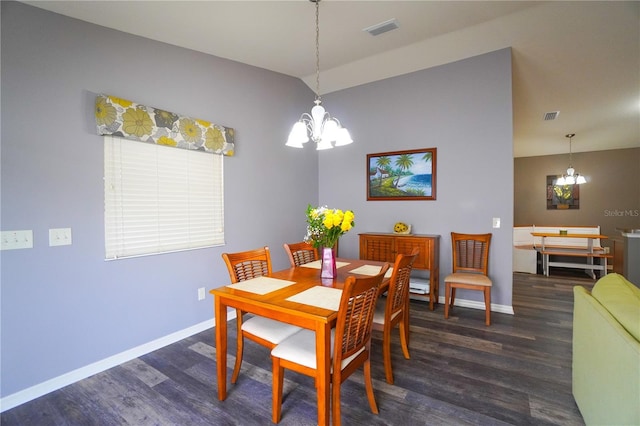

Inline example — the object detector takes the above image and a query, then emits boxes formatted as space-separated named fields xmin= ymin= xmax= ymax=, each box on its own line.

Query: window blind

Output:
xmin=104 ymin=135 xmax=224 ymax=260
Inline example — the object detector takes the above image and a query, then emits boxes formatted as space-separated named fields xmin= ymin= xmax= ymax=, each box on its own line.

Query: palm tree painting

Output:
xmin=367 ymin=148 xmax=437 ymax=201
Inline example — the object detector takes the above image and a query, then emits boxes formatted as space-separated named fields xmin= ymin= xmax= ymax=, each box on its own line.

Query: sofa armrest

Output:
xmin=573 ymin=286 xmax=640 ymax=425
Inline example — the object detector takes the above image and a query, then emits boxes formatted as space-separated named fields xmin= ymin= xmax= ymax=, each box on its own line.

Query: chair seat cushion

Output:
xmin=444 ymin=272 xmax=492 ymax=287
xmin=271 ymin=329 xmax=364 ymax=371
xmin=373 ymin=299 xmax=400 ymax=325
xmin=242 ymin=316 xmax=301 ymax=344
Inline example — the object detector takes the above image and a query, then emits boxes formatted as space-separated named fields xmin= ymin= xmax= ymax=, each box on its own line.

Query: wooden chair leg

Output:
xmin=272 ymin=357 xmax=284 ymax=424
xmin=398 ymin=320 xmax=410 ymax=360
xmin=450 ymin=287 xmax=457 ymax=306
xmin=444 ymin=283 xmax=451 ymax=319
xmin=231 ymin=313 xmax=244 ymax=384
xmin=363 ymin=358 xmax=379 ymax=415
xmin=484 ymin=287 xmax=491 ymax=326
xmin=404 ymin=300 xmax=411 ymax=347
xmin=383 ymin=326 xmax=393 ymax=384
xmin=332 ymin=373 xmax=342 ymax=426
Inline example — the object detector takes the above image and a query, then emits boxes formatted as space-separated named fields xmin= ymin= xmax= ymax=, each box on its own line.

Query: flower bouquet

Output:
xmin=304 ymin=205 xmax=355 ymax=278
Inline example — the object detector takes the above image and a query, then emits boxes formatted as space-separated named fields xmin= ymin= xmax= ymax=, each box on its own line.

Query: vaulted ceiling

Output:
xmin=23 ymin=1 xmax=639 ymax=157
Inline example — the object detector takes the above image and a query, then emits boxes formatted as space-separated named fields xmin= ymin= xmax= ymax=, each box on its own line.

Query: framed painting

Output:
xmin=547 ymin=175 xmax=580 ymax=209
xmin=367 ymin=148 xmax=437 ymax=201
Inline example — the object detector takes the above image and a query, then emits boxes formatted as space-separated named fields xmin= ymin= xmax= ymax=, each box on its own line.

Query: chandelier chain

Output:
xmin=315 ymin=0 xmax=321 ymax=100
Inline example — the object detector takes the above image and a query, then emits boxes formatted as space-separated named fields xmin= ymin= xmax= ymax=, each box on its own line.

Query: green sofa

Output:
xmin=573 ymin=273 xmax=640 ymax=425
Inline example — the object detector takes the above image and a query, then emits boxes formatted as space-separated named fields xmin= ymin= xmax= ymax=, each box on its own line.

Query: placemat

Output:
xmin=227 ymin=276 xmax=296 ymax=295
xmin=349 ymin=264 xmax=393 ymax=278
xmin=286 ymin=286 xmax=343 ymax=311
xmin=300 ymin=260 xmax=350 ymax=269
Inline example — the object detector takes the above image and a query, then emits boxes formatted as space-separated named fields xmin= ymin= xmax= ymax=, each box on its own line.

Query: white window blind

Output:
xmin=104 ymin=135 xmax=224 ymax=260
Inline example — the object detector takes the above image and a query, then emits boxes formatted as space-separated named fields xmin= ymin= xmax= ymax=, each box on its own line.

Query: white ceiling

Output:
xmin=22 ymin=0 xmax=640 ymax=157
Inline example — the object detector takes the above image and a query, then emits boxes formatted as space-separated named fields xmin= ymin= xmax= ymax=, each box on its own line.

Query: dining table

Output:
xmin=210 ymin=258 xmax=391 ymax=426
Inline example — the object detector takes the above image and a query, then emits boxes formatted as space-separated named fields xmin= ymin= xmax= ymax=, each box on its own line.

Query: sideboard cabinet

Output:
xmin=359 ymin=233 xmax=440 ymax=310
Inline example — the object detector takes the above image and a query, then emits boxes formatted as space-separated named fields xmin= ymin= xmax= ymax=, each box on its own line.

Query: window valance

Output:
xmin=95 ymin=94 xmax=235 ymax=156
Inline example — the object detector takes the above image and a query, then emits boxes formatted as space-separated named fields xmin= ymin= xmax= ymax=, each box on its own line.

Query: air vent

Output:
xmin=543 ymin=111 xmax=560 ymax=121
xmin=363 ymin=19 xmax=399 ymax=36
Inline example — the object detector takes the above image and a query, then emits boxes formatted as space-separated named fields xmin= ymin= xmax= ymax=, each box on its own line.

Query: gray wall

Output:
xmin=320 ymin=48 xmax=514 ymax=311
xmin=1 ymin=1 xmax=514 ymax=402
xmin=1 ymin=2 xmax=318 ymax=398
xmin=515 ymin=148 xmax=640 ymax=244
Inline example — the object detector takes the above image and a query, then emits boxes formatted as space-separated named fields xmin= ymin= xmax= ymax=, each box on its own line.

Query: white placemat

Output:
xmin=300 ymin=260 xmax=350 ymax=269
xmin=227 ymin=276 xmax=296 ymax=295
xmin=349 ymin=264 xmax=393 ymax=278
xmin=286 ymin=286 xmax=343 ymax=311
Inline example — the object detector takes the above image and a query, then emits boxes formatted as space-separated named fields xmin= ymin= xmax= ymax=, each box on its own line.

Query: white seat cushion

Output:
xmin=271 ymin=329 xmax=364 ymax=371
xmin=372 ymin=299 xmax=400 ymax=325
xmin=444 ymin=272 xmax=492 ymax=287
xmin=242 ymin=316 xmax=301 ymax=344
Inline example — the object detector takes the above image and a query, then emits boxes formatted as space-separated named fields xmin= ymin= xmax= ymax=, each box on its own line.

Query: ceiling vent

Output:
xmin=543 ymin=111 xmax=560 ymax=121
xmin=363 ymin=19 xmax=399 ymax=36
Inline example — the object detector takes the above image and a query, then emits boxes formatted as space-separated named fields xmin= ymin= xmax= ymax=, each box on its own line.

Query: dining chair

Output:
xmin=444 ymin=232 xmax=493 ymax=326
xmin=372 ymin=247 xmax=419 ymax=384
xmin=271 ymin=263 xmax=391 ymax=426
xmin=221 ymin=246 xmax=302 ymax=383
xmin=283 ymin=241 xmax=319 ymax=267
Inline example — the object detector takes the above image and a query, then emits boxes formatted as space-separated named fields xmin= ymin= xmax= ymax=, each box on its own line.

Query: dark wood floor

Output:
xmin=1 ymin=272 xmax=596 ymax=426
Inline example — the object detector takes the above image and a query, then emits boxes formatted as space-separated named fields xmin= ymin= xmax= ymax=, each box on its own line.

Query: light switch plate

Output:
xmin=1 ymin=230 xmax=34 ymax=250
xmin=49 ymin=228 xmax=72 ymax=246
xmin=492 ymin=217 xmax=501 ymax=228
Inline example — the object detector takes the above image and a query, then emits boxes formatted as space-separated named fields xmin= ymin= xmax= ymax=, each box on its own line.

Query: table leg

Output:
xmin=315 ymin=322 xmax=331 ymax=426
xmin=215 ymin=296 xmax=228 ymax=401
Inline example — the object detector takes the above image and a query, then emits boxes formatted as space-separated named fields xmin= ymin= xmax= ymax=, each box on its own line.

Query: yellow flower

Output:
xmin=179 ymin=118 xmax=202 ymax=143
xmin=157 ymin=136 xmax=177 ymax=147
xmin=196 ymin=119 xmax=211 ymax=128
xmin=323 ymin=213 xmax=335 ymax=229
xmin=108 ymin=96 xmax=133 ymax=108
xmin=205 ymin=127 xmax=225 ymax=151
xmin=95 ymin=97 xmax=117 ymax=126
xmin=122 ymin=107 xmax=153 ymax=138
xmin=333 ymin=210 xmax=344 ymax=227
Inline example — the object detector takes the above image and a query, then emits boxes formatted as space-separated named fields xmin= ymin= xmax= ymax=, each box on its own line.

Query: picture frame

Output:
xmin=367 ymin=148 xmax=437 ymax=201
xmin=546 ymin=175 xmax=580 ymax=209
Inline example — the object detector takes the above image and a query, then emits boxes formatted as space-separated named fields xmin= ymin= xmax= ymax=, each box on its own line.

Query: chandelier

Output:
xmin=556 ymin=133 xmax=586 ymax=185
xmin=286 ymin=0 xmax=353 ymax=150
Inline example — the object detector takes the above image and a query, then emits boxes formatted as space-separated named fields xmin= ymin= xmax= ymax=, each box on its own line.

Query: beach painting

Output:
xmin=367 ymin=148 xmax=437 ymax=201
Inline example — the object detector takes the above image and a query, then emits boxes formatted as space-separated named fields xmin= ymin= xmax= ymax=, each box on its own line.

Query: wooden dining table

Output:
xmin=210 ymin=258 xmax=390 ymax=426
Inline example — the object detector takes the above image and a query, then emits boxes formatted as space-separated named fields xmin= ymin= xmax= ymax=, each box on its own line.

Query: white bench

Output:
xmin=513 ymin=225 xmax=604 ymax=277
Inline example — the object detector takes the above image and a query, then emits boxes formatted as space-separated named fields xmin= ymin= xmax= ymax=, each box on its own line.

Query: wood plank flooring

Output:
xmin=1 ymin=272 xmax=595 ymax=425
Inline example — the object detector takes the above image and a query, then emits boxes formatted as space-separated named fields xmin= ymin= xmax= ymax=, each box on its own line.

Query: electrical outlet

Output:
xmin=198 ymin=287 xmax=206 ymax=301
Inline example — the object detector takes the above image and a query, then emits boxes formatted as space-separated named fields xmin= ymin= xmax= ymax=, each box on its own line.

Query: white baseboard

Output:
xmin=438 ymin=296 xmax=514 ymax=315
xmin=0 ymin=313 xmax=237 ymax=413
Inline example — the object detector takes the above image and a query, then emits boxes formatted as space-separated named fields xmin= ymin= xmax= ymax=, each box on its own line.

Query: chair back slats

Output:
xmin=283 ymin=242 xmax=319 ymax=267
xmin=387 ymin=247 xmax=420 ymax=314
xmin=451 ymin=233 xmax=491 ymax=275
xmin=222 ymin=246 xmax=272 ymax=283
xmin=233 ymin=260 xmax=269 ymax=282
xmin=335 ymin=264 xmax=390 ymax=361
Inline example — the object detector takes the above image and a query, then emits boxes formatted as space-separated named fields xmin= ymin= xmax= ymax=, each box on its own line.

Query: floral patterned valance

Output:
xmin=95 ymin=94 xmax=235 ymax=156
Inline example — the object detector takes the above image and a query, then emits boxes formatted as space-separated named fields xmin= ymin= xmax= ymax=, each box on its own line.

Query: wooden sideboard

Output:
xmin=359 ymin=233 xmax=440 ymax=310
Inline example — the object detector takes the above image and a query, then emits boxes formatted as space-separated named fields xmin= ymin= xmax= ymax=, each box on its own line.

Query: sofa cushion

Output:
xmin=591 ymin=273 xmax=640 ymax=342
